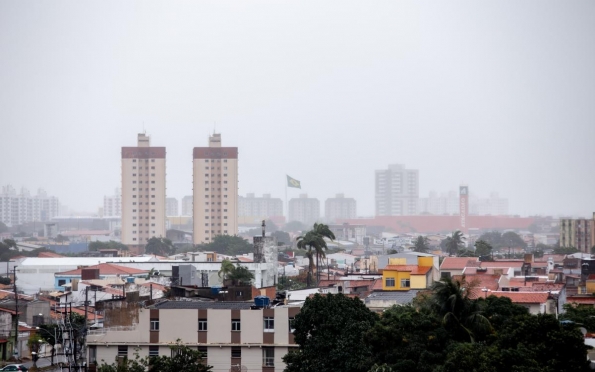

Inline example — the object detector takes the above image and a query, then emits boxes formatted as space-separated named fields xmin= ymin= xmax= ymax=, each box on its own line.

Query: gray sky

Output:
xmin=1 ymin=1 xmax=594 ymax=218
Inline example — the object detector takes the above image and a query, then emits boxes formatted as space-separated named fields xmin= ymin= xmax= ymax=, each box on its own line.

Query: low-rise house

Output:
xmin=380 ymin=255 xmax=435 ymax=291
xmin=54 ymin=263 xmax=149 ymax=291
xmin=490 ymin=292 xmax=554 ymax=315
xmin=365 ymin=290 xmax=420 ymax=312
xmin=87 ymin=299 xmax=301 ymax=372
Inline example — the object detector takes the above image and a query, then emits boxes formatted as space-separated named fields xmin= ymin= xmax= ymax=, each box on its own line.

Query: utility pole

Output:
xmin=13 ymin=265 xmax=18 ymax=360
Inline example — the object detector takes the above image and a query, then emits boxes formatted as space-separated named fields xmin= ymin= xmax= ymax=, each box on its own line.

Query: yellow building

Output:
xmin=381 ymin=256 xmax=434 ymax=291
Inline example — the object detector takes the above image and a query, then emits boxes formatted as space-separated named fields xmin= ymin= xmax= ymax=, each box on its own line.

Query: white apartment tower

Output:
xmin=239 ymin=193 xmax=283 ymax=221
xmin=121 ymin=133 xmax=167 ymax=254
xmin=181 ymin=195 xmax=193 ymax=216
xmin=375 ymin=164 xmax=419 ymax=216
xmin=289 ymin=194 xmax=320 ymax=225
xmin=193 ymin=133 xmax=238 ymax=244
xmin=325 ymin=193 xmax=356 ymax=222
xmin=166 ymin=197 xmax=179 ymax=216
xmin=0 ymin=185 xmax=60 ymax=227
xmin=103 ymin=188 xmax=122 ymax=217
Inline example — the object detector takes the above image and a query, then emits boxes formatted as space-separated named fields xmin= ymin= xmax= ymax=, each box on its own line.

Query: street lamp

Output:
xmin=35 ymin=326 xmax=57 ymax=366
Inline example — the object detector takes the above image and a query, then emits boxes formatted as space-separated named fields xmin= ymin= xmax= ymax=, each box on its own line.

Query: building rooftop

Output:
xmin=365 ymin=290 xmax=420 ymax=304
xmin=490 ymin=291 xmax=550 ymax=304
xmin=153 ymin=300 xmax=254 ymax=310
xmin=440 ymin=257 xmax=479 ymax=270
xmin=382 ymin=265 xmax=432 ymax=275
xmin=56 ymin=263 xmax=148 ymax=276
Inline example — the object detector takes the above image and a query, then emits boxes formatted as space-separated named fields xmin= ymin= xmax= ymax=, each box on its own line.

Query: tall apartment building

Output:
xmin=121 ymin=133 xmax=167 ymax=254
xmin=166 ymin=197 xmax=179 ymax=216
xmin=0 ymin=185 xmax=60 ymax=227
xmin=238 ymin=193 xmax=283 ymax=223
xmin=181 ymin=195 xmax=193 ymax=216
xmin=375 ymin=164 xmax=419 ymax=216
xmin=103 ymin=188 xmax=122 ymax=217
xmin=560 ymin=213 xmax=595 ymax=253
xmin=193 ymin=133 xmax=238 ymax=244
xmin=419 ymin=191 xmax=461 ymax=215
xmin=288 ymin=194 xmax=320 ymax=225
xmin=325 ymin=193 xmax=356 ymax=222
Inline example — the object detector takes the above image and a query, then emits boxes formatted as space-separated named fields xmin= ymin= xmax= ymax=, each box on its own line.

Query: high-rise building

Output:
xmin=325 ymin=194 xmax=356 ymax=222
xmin=469 ymin=192 xmax=509 ymax=215
xmin=121 ymin=133 xmax=166 ymax=254
xmin=181 ymin=195 xmax=193 ymax=216
xmin=289 ymin=194 xmax=320 ymax=225
xmin=193 ymin=133 xmax=238 ymax=244
xmin=166 ymin=197 xmax=179 ymax=216
xmin=418 ymin=191 xmax=459 ymax=215
xmin=375 ymin=164 xmax=419 ymax=216
xmin=560 ymin=213 xmax=595 ymax=253
xmin=238 ymin=193 xmax=283 ymax=224
xmin=0 ymin=185 xmax=60 ymax=227
xmin=103 ymin=188 xmax=122 ymax=217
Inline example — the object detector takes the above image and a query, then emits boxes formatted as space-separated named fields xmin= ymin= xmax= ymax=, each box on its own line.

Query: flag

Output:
xmin=287 ymin=175 xmax=301 ymax=189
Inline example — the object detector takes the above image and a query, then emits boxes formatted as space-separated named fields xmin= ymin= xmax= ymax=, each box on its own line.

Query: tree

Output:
xmin=272 ymin=230 xmax=291 ymax=245
xmin=54 ymin=234 xmax=69 ymax=243
xmin=2 ymin=239 xmax=16 ymax=249
xmin=283 ymin=294 xmax=378 ymax=372
xmin=195 ymin=235 xmax=252 ymax=256
xmin=227 ymin=263 xmax=254 ymax=285
xmin=145 ymin=237 xmax=175 ymax=256
xmin=474 ymin=240 xmax=493 ymax=257
xmin=89 ymin=240 xmax=129 ymax=252
xmin=365 ymin=305 xmax=449 ymax=372
xmin=311 ymin=223 xmax=335 ymax=282
xmin=296 ymin=231 xmax=325 ymax=287
xmin=413 ymin=236 xmax=430 ymax=253
xmin=0 ymin=222 xmax=7 ymax=234
xmin=218 ymin=259 xmax=235 ymax=281
xmin=444 ymin=231 xmax=466 ymax=256
xmin=553 ymin=246 xmax=579 ymax=255
xmin=560 ymin=303 xmax=595 ymax=332
xmin=431 ymin=276 xmax=492 ymax=342
xmin=283 ymin=221 xmax=306 ymax=232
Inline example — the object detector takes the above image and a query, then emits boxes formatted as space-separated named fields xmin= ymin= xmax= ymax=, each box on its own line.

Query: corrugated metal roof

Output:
xmin=365 ymin=290 xmax=419 ymax=304
xmin=153 ymin=301 xmax=253 ymax=310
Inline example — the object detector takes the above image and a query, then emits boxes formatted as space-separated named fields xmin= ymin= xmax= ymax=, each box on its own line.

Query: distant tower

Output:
xmin=192 ymin=133 xmax=238 ymax=244
xmin=459 ymin=185 xmax=469 ymax=233
xmin=121 ymin=133 xmax=167 ymax=254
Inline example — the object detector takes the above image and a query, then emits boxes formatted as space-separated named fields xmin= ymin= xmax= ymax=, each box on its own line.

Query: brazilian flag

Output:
xmin=287 ymin=175 xmax=301 ymax=189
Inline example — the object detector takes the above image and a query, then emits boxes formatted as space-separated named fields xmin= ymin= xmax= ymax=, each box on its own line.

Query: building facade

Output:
xmin=121 ymin=133 xmax=167 ymax=254
xmin=193 ymin=133 xmax=238 ymax=244
xmin=103 ymin=188 xmax=122 ymax=217
xmin=375 ymin=164 xmax=419 ymax=216
xmin=288 ymin=194 xmax=320 ymax=225
xmin=181 ymin=195 xmax=193 ymax=216
xmin=469 ymin=192 xmax=509 ymax=215
xmin=325 ymin=194 xmax=356 ymax=222
xmin=239 ymin=193 xmax=283 ymax=224
xmin=0 ymin=185 xmax=60 ymax=227
xmin=86 ymin=301 xmax=300 ymax=372
xmin=418 ymin=190 xmax=459 ymax=215
xmin=560 ymin=214 xmax=595 ymax=253
xmin=166 ymin=197 xmax=179 ymax=216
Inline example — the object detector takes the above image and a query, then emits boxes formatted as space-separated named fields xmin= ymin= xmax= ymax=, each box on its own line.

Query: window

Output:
xmin=150 ymin=318 xmax=159 ymax=331
xmin=118 ymin=345 xmax=128 ymax=356
xmin=385 ymin=278 xmax=395 ymax=287
xmin=231 ymin=347 xmax=241 ymax=358
xmin=262 ymin=347 xmax=274 ymax=367
xmin=400 ymin=279 xmax=410 ymax=288
xmin=149 ymin=346 xmax=159 ymax=357
xmin=89 ymin=345 xmax=97 ymax=363
xmin=289 ymin=317 xmax=296 ymax=333
xmin=232 ymin=319 xmax=241 ymax=331
xmin=197 ymin=346 xmax=207 ymax=358
xmin=58 ymin=279 xmax=66 ymax=286
xmin=198 ymin=319 xmax=207 ymax=331
xmin=264 ymin=317 xmax=274 ymax=332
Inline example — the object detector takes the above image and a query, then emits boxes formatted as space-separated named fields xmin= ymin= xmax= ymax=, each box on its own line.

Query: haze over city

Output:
xmin=1 ymin=1 xmax=594 ymax=217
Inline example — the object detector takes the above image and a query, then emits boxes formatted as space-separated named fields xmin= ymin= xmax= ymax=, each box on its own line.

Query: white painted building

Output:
xmin=0 ymin=185 xmax=60 ymax=227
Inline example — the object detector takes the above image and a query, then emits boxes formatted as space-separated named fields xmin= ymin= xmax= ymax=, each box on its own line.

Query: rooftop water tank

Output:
xmin=254 ymin=296 xmax=270 ymax=308
xmin=126 ymin=276 xmax=135 ymax=283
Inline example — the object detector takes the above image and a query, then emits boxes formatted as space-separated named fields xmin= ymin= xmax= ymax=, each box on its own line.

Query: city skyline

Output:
xmin=1 ymin=2 xmax=594 ymax=219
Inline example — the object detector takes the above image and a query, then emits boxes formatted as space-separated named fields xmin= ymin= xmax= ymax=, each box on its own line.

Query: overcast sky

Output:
xmin=1 ymin=1 xmax=594 ymax=218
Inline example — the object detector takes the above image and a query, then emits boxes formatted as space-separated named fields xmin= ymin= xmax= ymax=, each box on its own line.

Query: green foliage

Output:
xmin=272 ymin=230 xmax=291 ymax=245
xmin=478 ymin=231 xmax=527 ymax=250
xmin=0 ymin=222 xmax=7 ymax=234
xmin=227 ymin=263 xmax=255 ymax=285
xmin=553 ymin=246 xmax=579 ymax=255
xmin=413 ymin=236 xmax=430 ymax=253
xmin=54 ymin=234 xmax=69 ymax=243
xmin=444 ymin=231 xmax=466 ymax=256
xmin=218 ymin=259 xmax=235 ymax=280
xmin=0 ymin=277 xmax=10 ymax=285
xmin=560 ymin=303 xmax=595 ymax=331
xmin=296 ymin=223 xmax=335 ymax=287
xmin=283 ymin=220 xmax=306 ymax=232
xmin=89 ymin=240 xmax=129 ymax=252
xmin=145 ymin=237 xmax=175 ymax=256
xmin=474 ymin=240 xmax=493 ymax=257
xmin=195 ymin=235 xmax=253 ymax=256
xmin=283 ymin=293 xmax=378 ymax=372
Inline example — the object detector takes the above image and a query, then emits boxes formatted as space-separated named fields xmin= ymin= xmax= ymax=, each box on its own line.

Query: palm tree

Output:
xmin=445 ymin=230 xmax=466 ymax=256
xmin=431 ymin=276 xmax=492 ymax=342
xmin=413 ymin=236 xmax=430 ymax=253
xmin=311 ymin=223 xmax=336 ymax=282
xmin=218 ymin=259 xmax=235 ymax=282
xmin=227 ymin=264 xmax=255 ymax=285
xmin=296 ymin=231 xmax=324 ymax=287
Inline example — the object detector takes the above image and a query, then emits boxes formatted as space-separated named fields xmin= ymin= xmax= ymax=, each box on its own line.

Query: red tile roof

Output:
xmin=56 ymin=263 xmax=148 ymax=276
xmin=477 ymin=261 xmax=524 ymax=268
xmin=38 ymin=251 xmax=65 ymax=258
xmin=490 ymin=291 xmax=549 ymax=304
xmin=440 ymin=257 xmax=479 ymax=270
xmin=383 ymin=265 xmax=432 ymax=275
xmin=567 ymin=297 xmax=595 ymax=305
